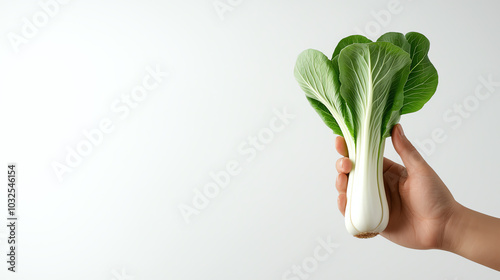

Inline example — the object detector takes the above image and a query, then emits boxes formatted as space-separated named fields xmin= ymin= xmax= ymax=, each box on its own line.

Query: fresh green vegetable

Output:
xmin=294 ymin=32 xmax=438 ymax=238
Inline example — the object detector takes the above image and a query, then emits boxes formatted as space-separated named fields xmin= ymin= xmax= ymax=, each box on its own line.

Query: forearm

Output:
xmin=442 ymin=203 xmax=500 ymax=271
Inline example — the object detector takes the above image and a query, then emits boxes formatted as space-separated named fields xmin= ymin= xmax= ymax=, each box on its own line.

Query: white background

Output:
xmin=0 ymin=0 xmax=499 ymax=279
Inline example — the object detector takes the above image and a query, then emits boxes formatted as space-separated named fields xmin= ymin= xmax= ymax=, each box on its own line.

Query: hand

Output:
xmin=335 ymin=124 xmax=459 ymax=249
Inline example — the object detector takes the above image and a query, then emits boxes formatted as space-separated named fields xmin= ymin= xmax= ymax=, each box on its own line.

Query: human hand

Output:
xmin=335 ymin=124 xmax=459 ymax=249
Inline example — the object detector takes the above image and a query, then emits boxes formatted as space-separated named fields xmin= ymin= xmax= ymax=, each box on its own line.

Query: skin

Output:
xmin=335 ymin=123 xmax=500 ymax=271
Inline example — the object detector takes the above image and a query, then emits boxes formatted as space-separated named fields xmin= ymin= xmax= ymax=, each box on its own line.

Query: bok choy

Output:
xmin=294 ymin=32 xmax=438 ymax=238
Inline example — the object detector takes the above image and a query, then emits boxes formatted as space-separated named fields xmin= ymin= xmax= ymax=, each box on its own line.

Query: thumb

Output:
xmin=392 ymin=124 xmax=428 ymax=173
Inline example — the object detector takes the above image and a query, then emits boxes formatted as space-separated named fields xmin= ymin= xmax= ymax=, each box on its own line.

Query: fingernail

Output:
xmin=399 ymin=124 xmax=404 ymax=137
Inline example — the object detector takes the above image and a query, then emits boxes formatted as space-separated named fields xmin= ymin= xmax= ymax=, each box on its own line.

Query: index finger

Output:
xmin=335 ymin=136 xmax=348 ymax=157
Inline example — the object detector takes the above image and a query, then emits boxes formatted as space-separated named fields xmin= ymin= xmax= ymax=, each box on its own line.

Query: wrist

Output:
xmin=440 ymin=202 xmax=469 ymax=252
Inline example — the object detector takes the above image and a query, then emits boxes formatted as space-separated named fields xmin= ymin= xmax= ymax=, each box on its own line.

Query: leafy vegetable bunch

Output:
xmin=294 ymin=32 xmax=438 ymax=238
